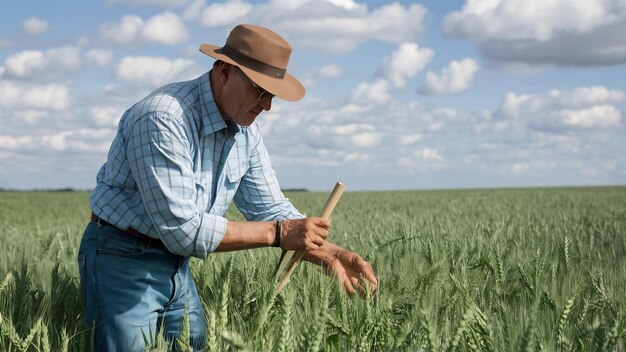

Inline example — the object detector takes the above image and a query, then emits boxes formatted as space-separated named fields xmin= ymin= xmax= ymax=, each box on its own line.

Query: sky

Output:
xmin=0 ymin=0 xmax=625 ymax=191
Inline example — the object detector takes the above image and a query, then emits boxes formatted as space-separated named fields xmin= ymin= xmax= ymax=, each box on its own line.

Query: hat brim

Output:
xmin=199 ymin=44 xmax=305 ymax=102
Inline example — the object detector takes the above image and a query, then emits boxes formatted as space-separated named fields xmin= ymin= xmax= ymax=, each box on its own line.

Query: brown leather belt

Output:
xmin=91 ymin=212 xmax=167 ymax=250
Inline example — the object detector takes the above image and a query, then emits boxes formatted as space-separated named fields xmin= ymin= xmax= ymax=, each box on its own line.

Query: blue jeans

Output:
xmin=77 ymin=221 xmax=207 ymax=351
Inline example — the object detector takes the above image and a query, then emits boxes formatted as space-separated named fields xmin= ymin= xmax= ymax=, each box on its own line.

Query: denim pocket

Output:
xmin=77 ymin=253 xmax=86 ymax=300
xmin=96 ymin=233 xmax=144 ymax=257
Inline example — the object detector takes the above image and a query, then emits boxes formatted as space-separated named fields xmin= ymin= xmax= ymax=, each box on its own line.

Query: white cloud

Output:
xmin=351 ymin=79 xmax=390 ymax=105
xmin=0 ymin=135 xmax=34 ymax=150
xmin=107 ymin=0 xmax=188 ymax=6
xmin=396 ymin=147 xmax=445 ymax=170
xmin=497 ymin=93 xmax=536 ymax=120
xmin=85 ymin=49 xmax=114 ymax=67
xmin=495 ymin=86 xmax=624 ymax=130
xmin=394 ymin=157 xmax=414 ymax=169
xmin=330 ymin=123 xmax=374 ymax=136
xmin=318 ymin=64 xmax=343 ymax=78
xmin=444 ymin=0 xmax=619 ymax=42
xmin=0 ymin=81 xmax=70 ymax=110
xmin=41 ymin=129 xmax=114 ymax=153
xmin=183 ymin=0 xmax=205 ymax=21
xmin=547 ymin=86 xmax=625 ymax=108
xmin=284 ymin=2 xmax=427 ymax=53
xmin=326 ymin=0 xmax=363 ymax=11
xmin=444 ymin=0 xmax=626 ymax=66
xmin=0 ymin=46 xmax=118 ymax=80
xmin=46 ymin=46 xmax=82 ymax=71
xmin=3 ymin=51 xmax=46 ymax=77
xmin=265 ymin=0 xmax=364 ymax=11
xmin=200 ymin=0 xmax=253 ymax=27
xmin=91 ymin=107 xmax=122 ymax=127
xmin=192 ymin=1 xmax=427 ymax=53
xmin=351 ymin=132 xmax=382 ymax=147
xmin=415 ymin=148 xmax=444 ymax=161
xmin=141 ymin=11 xmax=189 ymax=45
xmin=115 ymin=56 xmax=198 ymax=85
xmin=302 ymin=64 xmax=343 ymax=86
xmin=338 ymin=103 xmax=369 ymax=115
xmin=499 ymin=87 xmax=626 ymax=119
xmin=512 ymin=162 xmax=530 ymax=176
xmin=256 ymin=94 xmax=467 ymax=173
xmin=100 ymin=15 xmax=143 ymax=45
xmin=381 ymin=42 xmax=433 ymax=88
xmin=399 ymin=133 xmax=422 ymax=145
xmin=100 ymin=12 xmax=188 ymax=45
xmin=22 ymin=17 xmax=49 ymax=36
xmin=20 ymin=110 xmax=49 ymax=124
xmin=1 ymin=46 xmax=83 ymax=78
xmin=0 ymin=129 xmax=114 ymax=153
xmin=344 ymin=152 xmax=370 ymax=162
xmin=418 ymin=58 xmax=479 ymax=95
xmin=555 ymin=105 xmax=621 ymax=128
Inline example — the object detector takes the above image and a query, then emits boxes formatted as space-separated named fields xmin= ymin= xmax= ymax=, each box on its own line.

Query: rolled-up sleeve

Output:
xmin=126 ymin=112 xmax=226 ymax=258
xmin=233 ymin=125 xmax=304 ymax=221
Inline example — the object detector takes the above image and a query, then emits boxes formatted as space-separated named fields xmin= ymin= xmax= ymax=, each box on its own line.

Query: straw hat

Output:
xmin=199 ymin=24 xmax=305 ymax=101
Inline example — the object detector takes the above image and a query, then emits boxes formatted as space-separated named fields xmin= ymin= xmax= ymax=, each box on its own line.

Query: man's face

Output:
xmin=219 ymin=66 xmax=274 ymax=126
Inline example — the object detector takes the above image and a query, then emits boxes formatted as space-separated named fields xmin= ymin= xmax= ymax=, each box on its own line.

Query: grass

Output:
xmin=0 ymin=187 xmax=625 ymax=350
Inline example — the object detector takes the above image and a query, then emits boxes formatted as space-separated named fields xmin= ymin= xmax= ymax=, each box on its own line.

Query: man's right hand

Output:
xmin=279 ymin=218 xmax=330 ymax=251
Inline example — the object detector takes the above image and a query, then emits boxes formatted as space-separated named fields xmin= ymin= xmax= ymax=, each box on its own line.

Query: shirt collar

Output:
xmin=199 ymin=71 xmax=227 ymax=136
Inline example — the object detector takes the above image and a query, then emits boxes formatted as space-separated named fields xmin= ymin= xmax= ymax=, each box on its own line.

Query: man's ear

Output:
xmin=218 ymin=62 xmax=235 ymax=84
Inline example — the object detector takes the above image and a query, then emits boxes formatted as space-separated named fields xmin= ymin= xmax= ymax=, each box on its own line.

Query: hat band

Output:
xmin=220 ymin=45 xmax=286 ymax=79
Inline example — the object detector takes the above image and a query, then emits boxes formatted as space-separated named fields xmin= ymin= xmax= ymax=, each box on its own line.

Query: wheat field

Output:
xmin=0 ymin=187 xmax=625 ymax=351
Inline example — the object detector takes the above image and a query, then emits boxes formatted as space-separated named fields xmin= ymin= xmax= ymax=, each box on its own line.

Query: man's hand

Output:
xmin=326 ymin=250 xmax=378 ymax=298
xmin=280 ymin=218 xmax=330 ymax=251
xmin=303 ymin=242 xmax=378 ymax=298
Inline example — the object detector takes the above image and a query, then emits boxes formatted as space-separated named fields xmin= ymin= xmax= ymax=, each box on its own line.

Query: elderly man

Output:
xmin=78 ymin=24 xmax=377 ymax=350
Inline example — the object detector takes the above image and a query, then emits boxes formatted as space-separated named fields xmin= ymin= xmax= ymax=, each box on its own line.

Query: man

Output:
xmin=78 ymin=24 xmax=378 ymax=351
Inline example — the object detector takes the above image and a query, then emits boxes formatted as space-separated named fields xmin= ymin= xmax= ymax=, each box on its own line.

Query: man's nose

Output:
xmin=260 ymin=97 xmax=273 ymax=111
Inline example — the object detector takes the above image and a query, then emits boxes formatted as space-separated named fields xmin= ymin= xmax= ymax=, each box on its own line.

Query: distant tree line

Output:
xmin=0 ymin=188 xmax=91 ymax=192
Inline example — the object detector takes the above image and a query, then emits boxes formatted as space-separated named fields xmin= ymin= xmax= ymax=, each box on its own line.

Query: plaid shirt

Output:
xmin=90 ymin=72 xmax=303 ymax=259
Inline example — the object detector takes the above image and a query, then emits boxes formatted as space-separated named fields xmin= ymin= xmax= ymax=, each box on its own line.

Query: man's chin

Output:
xmin=237 ymin=112 xmax=260 ymax=126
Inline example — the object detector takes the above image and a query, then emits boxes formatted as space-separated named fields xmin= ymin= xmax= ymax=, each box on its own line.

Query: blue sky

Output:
xmin=1 ymin=0 xmax=625 ymax=191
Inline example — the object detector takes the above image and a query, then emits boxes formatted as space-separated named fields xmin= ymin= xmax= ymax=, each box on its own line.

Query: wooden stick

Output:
xmin=275 ymin=182 xmax=345 ymax=293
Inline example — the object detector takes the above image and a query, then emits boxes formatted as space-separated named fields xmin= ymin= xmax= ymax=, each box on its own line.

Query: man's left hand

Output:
xmin=325 ymin=249 xmax=378 ymax=298
xmin=302 ymin=242 xmax=378 ymax=298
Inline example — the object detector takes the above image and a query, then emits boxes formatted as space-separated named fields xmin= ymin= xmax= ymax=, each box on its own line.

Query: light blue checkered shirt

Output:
xmin=90 ymin=72 xmax=303 ymax=259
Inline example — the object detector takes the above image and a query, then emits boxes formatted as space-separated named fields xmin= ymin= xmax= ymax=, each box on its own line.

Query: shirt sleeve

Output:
xmin=233 ymin=125 xmax=304 ymax=221
xmin=126 ymin=112 xmax=226 ymax=259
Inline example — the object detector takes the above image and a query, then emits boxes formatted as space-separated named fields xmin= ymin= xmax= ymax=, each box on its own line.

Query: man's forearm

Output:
xmin=214 ymin=221 xmax=276 ymax=252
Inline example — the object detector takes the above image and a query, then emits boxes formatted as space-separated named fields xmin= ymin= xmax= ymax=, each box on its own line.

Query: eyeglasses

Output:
xmin=249 ymin=79 xmax=274 ymax=104
xmin=240 ymin=68 xmax=274 ymax=103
